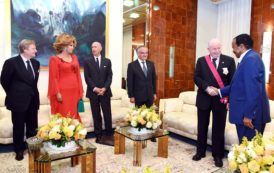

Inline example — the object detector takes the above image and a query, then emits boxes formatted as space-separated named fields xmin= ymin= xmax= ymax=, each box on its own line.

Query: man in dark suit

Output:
xmin=83 ymin=41 xmax=113 ymax=145
xmin=127 ymin=46 xmax=157 ymax=107
xmin=0 ymin=39 xmax=40 ymax=161
xmin=193 ymin=39 xmax=235 ymax=167
xmin=218 ymin=34 xmax=271 ymax=143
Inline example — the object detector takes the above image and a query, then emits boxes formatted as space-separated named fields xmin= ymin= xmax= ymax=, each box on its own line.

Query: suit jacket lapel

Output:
xmin=91 ymin=56 xmax=100 ymax=72
xmin=17 ymin=56 xmax=34 ymax=83
xmin=135 ymin=60 xmax=147 ymax=78
xmin=217 ymin=55 xmax=223 ymax=73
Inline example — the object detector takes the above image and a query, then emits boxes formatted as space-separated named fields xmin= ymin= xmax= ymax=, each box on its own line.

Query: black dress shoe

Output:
xmin=192 ymin=153 xmax=206 ymax=161
xmin=100 ymin=136 xmax=114 ymax=146
xmin=214 ymin=157 xmax=223 ymax=167
xmin=150 ymin=138 xmax=157 ymax=142
xmin=15 ymin=151 xmax=24 ymax=161
xmin=95 ymin=136 xmax=102 ymax=143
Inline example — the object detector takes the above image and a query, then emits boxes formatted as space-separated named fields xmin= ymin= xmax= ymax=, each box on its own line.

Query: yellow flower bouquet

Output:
xmin=124 ymin=105 xmax=162 ymax=131
xmin=36 ymin=114 xmax=87 ymax=148
xmin=228 ymin=132 xmax=274 ymax=173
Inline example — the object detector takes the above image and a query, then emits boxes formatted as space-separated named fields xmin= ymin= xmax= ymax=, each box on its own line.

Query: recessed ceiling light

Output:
xmin=271 ymin=4 xmax=274 ymax=9
xmin=123 ymin=19 xmax=125 ymax=23
xmin=130 ymin=13 xmax=140 ymax=19
xmin=124 ymin=0 xmax=134 ymax=7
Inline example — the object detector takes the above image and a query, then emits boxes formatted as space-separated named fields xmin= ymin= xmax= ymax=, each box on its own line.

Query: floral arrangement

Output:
xmin=124 ymin=105 xmax=162 ymax=131
xmin=36 ymin=114 xmax=87 ymax=147
xmin=228 ymin=132 xmax=274 ymax=173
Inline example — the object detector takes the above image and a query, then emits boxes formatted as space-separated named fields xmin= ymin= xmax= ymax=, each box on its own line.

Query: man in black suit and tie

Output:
xmin=127 ymin=46 xmax=157 ymax=107
xmin=193 ymin=39 xmax=235 ymax=167
xmin=0 ymin=39 xmax=40 ymax=161
xmin=84 ymin=41 xmax=113 ymax=145
xmin=127 ymin=46 xmax=157 ymax=142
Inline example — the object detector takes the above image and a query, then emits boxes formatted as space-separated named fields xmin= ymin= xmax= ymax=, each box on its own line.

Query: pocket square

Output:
xmin=104 ymin=66 xmax=107 ymax=68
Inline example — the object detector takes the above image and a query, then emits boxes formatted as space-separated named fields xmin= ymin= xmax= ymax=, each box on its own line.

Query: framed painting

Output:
xmin=10 ymin=0 xmax=106 ymax=67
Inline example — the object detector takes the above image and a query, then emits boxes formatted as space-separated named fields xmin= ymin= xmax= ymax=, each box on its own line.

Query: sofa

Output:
xmin=0 ymin=87 xmax=134 ymax=144
xmin=159 ymin=91 xmax=274 ymax=150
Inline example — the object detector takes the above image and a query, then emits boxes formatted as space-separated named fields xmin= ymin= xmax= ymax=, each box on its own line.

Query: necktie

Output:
xmin=212 ymin=58 xmax=217 ymax=68
xmin=141 ymin=61 xmax=147 ymax=77
xmin=26 ymin=60 xmax=34 ymax=79
xmin=95 ymin=58 xmax=100 ymax=69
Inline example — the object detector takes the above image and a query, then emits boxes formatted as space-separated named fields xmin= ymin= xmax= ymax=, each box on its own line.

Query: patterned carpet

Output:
xmin=0 ymin=137 xmax=227 ymax=173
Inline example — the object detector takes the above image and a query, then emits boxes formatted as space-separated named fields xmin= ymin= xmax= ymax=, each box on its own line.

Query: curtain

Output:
xmin=216 ymin=0 xmax=252 ymax=58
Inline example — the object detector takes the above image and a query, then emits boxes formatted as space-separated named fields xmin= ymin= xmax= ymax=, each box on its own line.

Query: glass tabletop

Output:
xmin=115 ymin=126 xmax=169 ymax=141
xmin=28 ymin=140 xmax=96 ymax=163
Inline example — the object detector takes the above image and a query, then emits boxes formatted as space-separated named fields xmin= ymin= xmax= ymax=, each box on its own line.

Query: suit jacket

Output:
xmin=127 ymin=59 xmax=156 ymax=102
xmin=221 ymin=50 xmax=271 ymax=125
xmin=84 ymin=56 xmax=112 ymax=98
xmin=194 ymin=54 xmax=236 ymax=110
xmin=0 ymin=55 xmax=40 ymax=112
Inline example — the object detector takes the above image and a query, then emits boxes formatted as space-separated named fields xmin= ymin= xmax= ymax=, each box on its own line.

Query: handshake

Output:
xmin=206 ymin=86 xmax=219 ymax=96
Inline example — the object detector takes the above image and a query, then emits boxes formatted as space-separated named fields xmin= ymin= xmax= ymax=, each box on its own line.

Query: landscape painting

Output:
xmin=11 ymin=0 xmax=106 ymax=67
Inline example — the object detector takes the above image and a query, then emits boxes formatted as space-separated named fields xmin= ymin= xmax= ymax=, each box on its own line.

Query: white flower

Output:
xmin=68 ymin=125 xmax=76 ymax=131
xmin=146 ymin=121 xmax=152 ymax=128
xmin=228 ymin=151 xmax=235 ymax=161
xmin=237 ymin=153 xmax=247 ymax=163
xmin=79 ymin=128 xmax=87 ymax=136
xmin=132 ymin=110 xmax=139 ymax=116
xmin=131 ymin=120 xmax=137 ymax=127
xmin=141 ymin=110 xmax=148 ymax=117
xmin=152 ymin=122 xmax=158 ymax=129
xmin=246 ymin=147 xmax=257 ymax=159
xmin=51 ymin=125 xmax=61 ymax=132
xmin=222 ymin=67 xmax=229 ymax=75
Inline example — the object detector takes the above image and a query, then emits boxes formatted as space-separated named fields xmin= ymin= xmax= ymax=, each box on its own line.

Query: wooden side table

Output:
xmin=28 ymin=140 xmax=96 ymax=173
xmin=114 ymin=127 xmax=169 ymax=167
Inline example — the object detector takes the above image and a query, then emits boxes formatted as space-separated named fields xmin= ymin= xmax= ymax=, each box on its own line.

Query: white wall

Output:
xmin=108 ymin=0 xmax=123 ymax=88
xmin=0 ymin=0 xmax=123 ymax=90
xmin=122 ymin=27 xmax=132 ymax=78
xmin=195 ymin=0 xmax=218 ymax=61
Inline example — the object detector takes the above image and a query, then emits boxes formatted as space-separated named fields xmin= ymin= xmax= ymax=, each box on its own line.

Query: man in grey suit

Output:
xmin=83 ymin=41 xmax=113 ymax=145
xmin=1 ymin=39 xmax=40 ymax=161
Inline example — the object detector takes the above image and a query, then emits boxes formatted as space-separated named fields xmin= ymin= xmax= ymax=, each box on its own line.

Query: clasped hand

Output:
xmin=94 ymin=87 xmax=106 ymax=96
xmin=206 ymin=86 xmax=219 ymax=96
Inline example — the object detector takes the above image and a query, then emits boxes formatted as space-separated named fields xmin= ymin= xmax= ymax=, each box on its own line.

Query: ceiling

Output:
xmin=123 ymin=0 xmax=148 ymax=29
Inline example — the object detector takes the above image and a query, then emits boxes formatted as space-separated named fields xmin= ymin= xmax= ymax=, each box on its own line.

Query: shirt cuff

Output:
xmin=218 ymin=89 xmax=222 ymax=98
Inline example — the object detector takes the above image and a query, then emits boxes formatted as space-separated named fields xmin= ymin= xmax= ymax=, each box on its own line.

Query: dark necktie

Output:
xmin=26 ymin=60 xmax=34 ymax=79
xmin=141 ymin=61 xmax=147 ymax=77
xmin=95 ymin=58 xmax=100 ymax=69
xmin=212 ymin=58 xmax=217 ymax=68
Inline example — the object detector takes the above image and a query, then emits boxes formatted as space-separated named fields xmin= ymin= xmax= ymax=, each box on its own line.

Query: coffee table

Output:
xmin=27 ymin=140 xmax=96 ymax=173
xmin=114 ymin=126 xmax=169 ymax=166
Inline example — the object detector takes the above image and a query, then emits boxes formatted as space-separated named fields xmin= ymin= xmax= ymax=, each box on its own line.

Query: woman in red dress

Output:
xmin=48 ymin=33 xmax=83 ymax=121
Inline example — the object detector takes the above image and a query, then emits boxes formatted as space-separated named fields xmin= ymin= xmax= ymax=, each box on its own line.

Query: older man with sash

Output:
xmin=193 ymin=38 xmax=236 ymax=167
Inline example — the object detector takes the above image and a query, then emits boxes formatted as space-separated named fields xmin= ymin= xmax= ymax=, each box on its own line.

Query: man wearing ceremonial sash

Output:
xmin=193 ymin=39 xmax=235 ymax=167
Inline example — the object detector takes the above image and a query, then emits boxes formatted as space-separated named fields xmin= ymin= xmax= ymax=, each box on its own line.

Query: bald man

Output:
xmin=193 ymin=39 xmax=235 ymax=167
xmin=84 ymin=41 xmax=113 ymax=145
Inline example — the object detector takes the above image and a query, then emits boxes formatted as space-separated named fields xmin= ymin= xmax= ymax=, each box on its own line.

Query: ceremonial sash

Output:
xmin=205 ymin=55 xmax=228 ymax=104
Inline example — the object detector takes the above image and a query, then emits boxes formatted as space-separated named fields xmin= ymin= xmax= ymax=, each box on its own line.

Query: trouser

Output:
xmin=11 ymin=97 xmax=38 ymax=153
xmin=196 ymin=107 xmax=227 ymax=158
xmin=90 ymin=96 xmax=112 ymax=137
xmin=236 ymin=123 xmax=266 ymax=143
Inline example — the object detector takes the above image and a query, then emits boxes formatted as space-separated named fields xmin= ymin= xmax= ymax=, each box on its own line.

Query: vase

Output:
xmin=128 ymin=127 xmax=153 ymax=135
xmin=47 ymin=140 xmax=77 ymax=151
